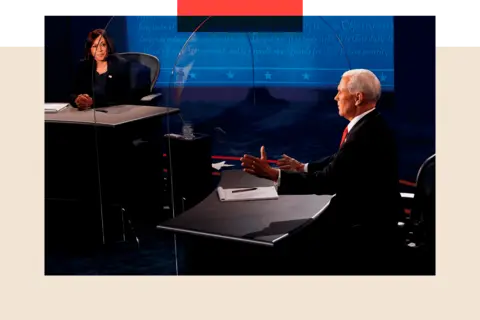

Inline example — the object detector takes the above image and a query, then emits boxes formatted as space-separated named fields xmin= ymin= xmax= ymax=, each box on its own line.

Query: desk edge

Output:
xmin=45 ymin=107 xmax=179 ymax=127
xmin=311 ymin=195 xmax=334 ymax=219
xmin=44 ymin=119 xmax=115 ymax=127
xmin=156 ymin=225 xmax=275 ymax=247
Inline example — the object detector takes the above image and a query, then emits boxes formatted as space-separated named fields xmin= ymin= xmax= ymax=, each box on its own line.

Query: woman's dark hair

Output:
xmin=84 ymin=29 xmax=115 ymax=60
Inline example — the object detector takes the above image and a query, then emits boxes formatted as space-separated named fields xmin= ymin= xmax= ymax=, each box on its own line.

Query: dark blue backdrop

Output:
xmin=125 ymin=16 xmax=394 ymax=88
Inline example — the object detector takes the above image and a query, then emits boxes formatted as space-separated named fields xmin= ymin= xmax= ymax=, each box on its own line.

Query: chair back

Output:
xmin=118 ymin=52 xmax=160 ymax=92
xmin=411 ymin=154 xmax=435 ymax=247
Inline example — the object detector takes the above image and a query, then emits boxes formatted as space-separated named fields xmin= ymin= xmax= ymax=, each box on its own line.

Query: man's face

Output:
xmin=334 ymin=76 xmax=356 ymax=120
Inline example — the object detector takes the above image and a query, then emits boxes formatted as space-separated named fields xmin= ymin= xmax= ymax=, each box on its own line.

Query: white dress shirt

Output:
xmin=276 ymin=108 xmax=376 ymax=187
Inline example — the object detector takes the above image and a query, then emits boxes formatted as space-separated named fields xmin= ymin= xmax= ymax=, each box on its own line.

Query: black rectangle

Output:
xmin=163 ymin=133 xmax=214 ymax=214
xmin=392 ymin=8 xmax=480 ymax=40
xmin=177 ymin=16 xmax=303 ymax=33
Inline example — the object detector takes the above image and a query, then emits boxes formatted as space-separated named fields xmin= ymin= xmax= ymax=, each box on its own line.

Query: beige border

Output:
xmin=0 ymin=47 xmax=479 ymax=319
xmin=436 ymin=48 xmax=480 ymax=290
xmin=1 ymin=47 xmax=45 ymax=313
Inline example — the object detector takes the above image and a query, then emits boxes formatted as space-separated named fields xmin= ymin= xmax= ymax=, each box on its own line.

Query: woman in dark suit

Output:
xmin=70 ymin=29 xmax=136 ymax=109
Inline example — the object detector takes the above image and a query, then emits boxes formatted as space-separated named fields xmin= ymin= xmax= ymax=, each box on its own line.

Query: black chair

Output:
xmin=398 ymin=154 xmax=435 ymax=274
xmin=118 ymin=52 xmax=163 ymax=105
xmin=400 ymin=154 xmax=435 ymax=245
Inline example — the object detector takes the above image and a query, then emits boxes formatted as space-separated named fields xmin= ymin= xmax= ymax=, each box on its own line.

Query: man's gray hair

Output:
xmin=342 ymin=69 xmax=382 ymax=101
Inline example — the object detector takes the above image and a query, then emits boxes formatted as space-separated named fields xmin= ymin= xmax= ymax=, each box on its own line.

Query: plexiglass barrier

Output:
xmin=164 ymin=16 xmax=352 ymax=215
xmin=74 ymin=15 xmax=353 ymax=273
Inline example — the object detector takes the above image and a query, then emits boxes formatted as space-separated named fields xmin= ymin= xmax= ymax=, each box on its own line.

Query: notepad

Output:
xmin=44 ymin=103 xmax=69 ymax=113
xmin=216 ymin=186 xmax=279 ymax=202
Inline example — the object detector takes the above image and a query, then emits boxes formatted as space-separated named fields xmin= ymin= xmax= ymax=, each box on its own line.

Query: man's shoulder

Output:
xmin=358 ymin=111 xmax=391 ymax=133
xmin=347 ymin=112 xmax=396 ymax=148
xmin=370 ymin=112 xmax=394 ymax=135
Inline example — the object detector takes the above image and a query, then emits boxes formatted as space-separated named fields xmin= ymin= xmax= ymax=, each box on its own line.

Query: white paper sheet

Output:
xmin=44 ymin=103 xmax=69 ymax=113
xmin=216 ymin=186 xmax=279 ymax=202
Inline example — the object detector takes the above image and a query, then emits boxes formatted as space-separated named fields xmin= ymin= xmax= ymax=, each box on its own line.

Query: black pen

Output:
xmin=232 ymin=187 xmax=257 ymax=193
xmin=96 ymin=109 xmax=108 ymax=113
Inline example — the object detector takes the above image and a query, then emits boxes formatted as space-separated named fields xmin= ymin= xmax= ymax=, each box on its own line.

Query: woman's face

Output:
xmin=90 ymin=36 xmax=108 ymax=61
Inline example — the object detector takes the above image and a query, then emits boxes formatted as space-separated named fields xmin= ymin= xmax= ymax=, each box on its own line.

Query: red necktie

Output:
xmin=339 ymin=126 xmax=348 ymax=148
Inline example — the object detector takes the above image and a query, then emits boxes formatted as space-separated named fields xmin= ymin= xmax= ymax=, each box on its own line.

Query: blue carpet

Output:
xmin=45 ymin=228 xmax=183 ymax=275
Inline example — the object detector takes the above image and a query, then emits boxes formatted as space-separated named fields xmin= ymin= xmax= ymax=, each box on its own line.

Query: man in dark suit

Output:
xmin=241 ymin=69 xmax=403 ymax=274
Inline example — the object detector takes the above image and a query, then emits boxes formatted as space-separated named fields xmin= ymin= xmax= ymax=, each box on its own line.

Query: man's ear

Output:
xmin=355 ymin=92 xmax=364 ymax=106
